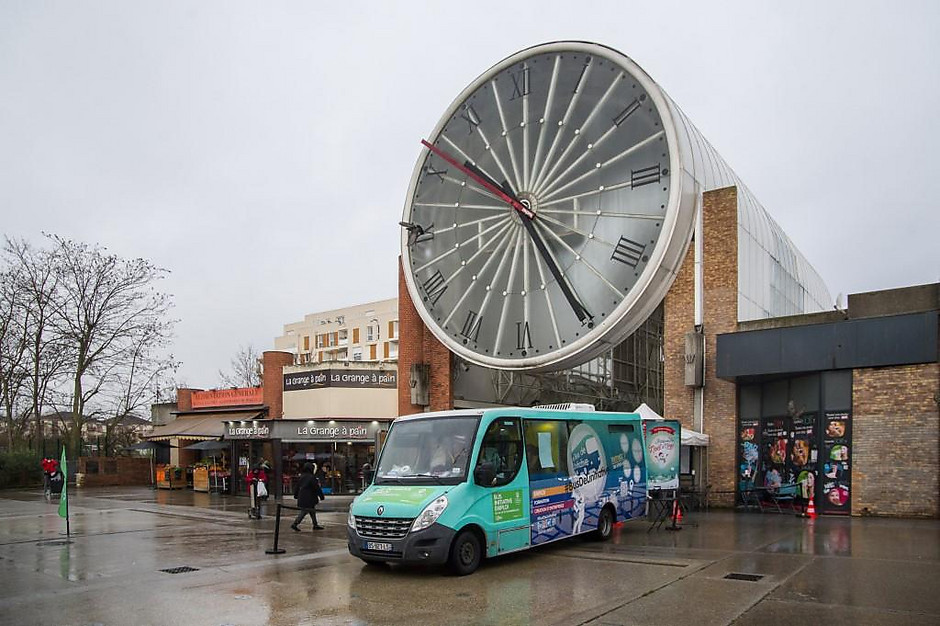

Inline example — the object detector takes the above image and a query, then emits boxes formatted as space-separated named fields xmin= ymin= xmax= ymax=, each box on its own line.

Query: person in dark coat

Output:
xmin=291 ymin=462 xmax=325 ymax=531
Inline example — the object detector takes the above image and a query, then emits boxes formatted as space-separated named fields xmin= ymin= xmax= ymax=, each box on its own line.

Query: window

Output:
xmin=367 ymin=325 xmax=375 ymax=342
xmin=524 ymin=420 xmax=570 ymax=478
xmin=352 ymin=327 xmax=360 ymax=344
xmin=475 ymin=417 xmax=523 ymax=487
xmin=303 ymin=335 xmax=310 ymax=351
xmin=369 ymin=344 xmax=377 ymax=360
xmin=388 ymin=320 xmax=399 ymax=339
xmin=316 ymin=334 xmax=324 ymax=349
xmin=388 ymin=342 xmax=398 ymax=358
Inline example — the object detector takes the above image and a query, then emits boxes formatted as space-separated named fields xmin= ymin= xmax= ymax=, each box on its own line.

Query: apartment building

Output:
xmin=274 ymin=298 xmax=399 ymax=365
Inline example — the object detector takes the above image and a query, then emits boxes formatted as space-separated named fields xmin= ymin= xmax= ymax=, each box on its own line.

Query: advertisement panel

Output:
xmin=644 ymin=421 xmax=681 ymax=490
xmin=529 ymin=420 xmax=646 ymax=546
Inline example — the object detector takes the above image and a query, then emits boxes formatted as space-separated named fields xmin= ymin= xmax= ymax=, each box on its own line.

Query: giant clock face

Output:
xmin=401 ymin=41 xmax=693 ymax=372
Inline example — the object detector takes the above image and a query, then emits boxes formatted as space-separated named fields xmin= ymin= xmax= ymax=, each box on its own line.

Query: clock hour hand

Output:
xmin=520 ymin=217 xmax=593 ymax=325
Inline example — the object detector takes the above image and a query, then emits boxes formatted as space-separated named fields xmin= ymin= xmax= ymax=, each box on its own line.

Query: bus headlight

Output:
xmin=411 ymin=495 xmax=448 ymax=533
xmin=347 ymin=507 xmax=356 ymax=530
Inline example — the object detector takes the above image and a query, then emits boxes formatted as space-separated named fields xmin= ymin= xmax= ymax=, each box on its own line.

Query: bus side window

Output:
xmin=524 ymin=420 xmax=569 ymax=479
xmin=474 ymin=418 xmax=523 ymax=487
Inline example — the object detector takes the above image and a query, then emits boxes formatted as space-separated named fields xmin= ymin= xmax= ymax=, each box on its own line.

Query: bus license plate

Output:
xmin=364 ymin=541 xmax=393 ymax=552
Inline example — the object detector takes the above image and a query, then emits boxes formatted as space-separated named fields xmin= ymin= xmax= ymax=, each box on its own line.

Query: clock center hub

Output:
xmin=514 ymin=193 xmax=538 ymax=222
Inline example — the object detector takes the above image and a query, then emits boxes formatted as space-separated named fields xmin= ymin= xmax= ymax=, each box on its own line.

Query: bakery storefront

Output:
xmin=223 ymin=418 xmax=390 ymax=497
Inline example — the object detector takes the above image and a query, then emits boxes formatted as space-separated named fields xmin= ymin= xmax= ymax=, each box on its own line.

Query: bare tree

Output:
xmin=0 ymin=265 xmax=30 ymax=449
xmin=45 ymin=235 xmax=175 ymax=456
xmin=99 ymin=322 xmax=177 ymax=455
xmin=218 ymin=344 xmax=262 ymax=388
xmin=3 ymin=237 xmax=67 ymax=446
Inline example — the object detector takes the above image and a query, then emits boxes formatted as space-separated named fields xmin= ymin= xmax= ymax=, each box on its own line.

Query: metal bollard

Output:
xmin=265 ymin=502 xmax=286 ymax=554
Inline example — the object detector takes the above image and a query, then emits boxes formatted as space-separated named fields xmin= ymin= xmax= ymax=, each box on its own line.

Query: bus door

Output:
xmin=469 ymin=416 xmax=529 ymax=555
xmin=524 ymin=419 xmax=576 ymax=545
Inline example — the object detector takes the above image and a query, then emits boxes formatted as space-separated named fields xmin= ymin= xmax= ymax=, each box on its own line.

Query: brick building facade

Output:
xmin=399 ymin=184 xmax=939 ymax=517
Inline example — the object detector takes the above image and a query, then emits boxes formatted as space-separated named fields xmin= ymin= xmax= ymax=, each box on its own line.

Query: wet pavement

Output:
xmin=0 ymin=487 xmax=937 ymax=625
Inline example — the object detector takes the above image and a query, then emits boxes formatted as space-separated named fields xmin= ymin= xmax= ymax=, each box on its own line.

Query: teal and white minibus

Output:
xmin=347 ymin=405 xmax=648 ymax=574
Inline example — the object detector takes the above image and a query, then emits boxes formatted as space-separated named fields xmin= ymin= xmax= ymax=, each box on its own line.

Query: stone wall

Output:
xmin=853 ymin=362 xmax=940 ymax=517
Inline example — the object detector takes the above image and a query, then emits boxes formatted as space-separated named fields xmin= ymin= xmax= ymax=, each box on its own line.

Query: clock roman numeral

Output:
xmin=510 ymin=67 xmax=530 ymax=100
xmin=613 ymin=99 xmax=641 ymax=126
xmin=460 ymin=310 xmax=482 ymax=342
xmin=573 ymin=58 xmax=590 ymax=94
xmin=459 ymin=104 xmax=481 ymax=135
xmin=516 ymin=321 xmax=533 ymax=350
xmin=424 ymin=163 xmax=447 ymax=183
xmin=630 ymin=164 xmax=661 ymax=188
xmin=421 ymin=270 xmax=448 ymax=306
xmin=611 ymin=236 xmax=646 ymax=268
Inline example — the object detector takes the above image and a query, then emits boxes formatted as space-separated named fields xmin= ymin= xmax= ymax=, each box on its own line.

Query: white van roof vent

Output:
xmin=532 ymin=403 xmax=596 ymax=412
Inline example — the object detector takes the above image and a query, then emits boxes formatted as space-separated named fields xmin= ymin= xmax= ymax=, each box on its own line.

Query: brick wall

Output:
xmin=664 ymin=186 xmax=740 ymax=506
xmin=176 ymin=388 xmax=197 ymax=412
xmin=663 ymin=234 xmax=696 ymax=427
xmin=701 ymin=187 xmax=740 ymax=506
xmin=398 ymin=258 xmax=452 ymax=416
xmin=263 ymin=351 xmax=294 ymax=419
xmin=853 ymin=362 xmax=940 ymax=517
xmin=77 ymin=457 xmax=152 ymax=487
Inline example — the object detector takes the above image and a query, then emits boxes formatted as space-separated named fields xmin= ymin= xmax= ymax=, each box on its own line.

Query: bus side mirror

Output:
xmin=474 ymin=462 xmax=496 ymax=486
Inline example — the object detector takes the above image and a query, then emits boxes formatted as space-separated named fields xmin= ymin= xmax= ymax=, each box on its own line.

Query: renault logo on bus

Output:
xmin=376 ymin=506 xmax=384 ymax=516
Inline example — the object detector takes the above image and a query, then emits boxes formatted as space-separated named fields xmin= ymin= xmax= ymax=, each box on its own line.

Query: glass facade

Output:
xmin=664 ymin=101 xmax=832 ymax=320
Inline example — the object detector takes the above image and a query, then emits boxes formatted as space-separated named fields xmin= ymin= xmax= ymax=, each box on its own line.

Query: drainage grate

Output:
xmin=160 ymin=566 xmax=200 ymax=574
xmin=724 ymin=573 xmax=764 ymax=582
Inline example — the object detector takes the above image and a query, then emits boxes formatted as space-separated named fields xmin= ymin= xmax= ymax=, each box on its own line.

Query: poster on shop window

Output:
xmin=821 ymin=412 xmax=851 ymax=514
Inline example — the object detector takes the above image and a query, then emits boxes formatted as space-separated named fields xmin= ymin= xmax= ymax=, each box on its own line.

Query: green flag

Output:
xmin=58 ymin=447 xmax=68 ymax=519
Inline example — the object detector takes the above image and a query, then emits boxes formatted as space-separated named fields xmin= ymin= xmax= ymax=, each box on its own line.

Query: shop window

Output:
xmin=790 ymin=375 xmax=820 ymax=413
xmin=740 ymin=385 xmax=761 ymax=419
xmin=761 ymin=380 xmax=788 ymax=417
xmin=475 ymin=417 xmax=523 ymax=487
xmin=823 ymin=370 xmax=852 ymax=411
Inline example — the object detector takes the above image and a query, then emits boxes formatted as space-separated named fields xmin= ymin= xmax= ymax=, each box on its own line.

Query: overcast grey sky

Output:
xmin=2 ymin=1 xmax=938 ymax=388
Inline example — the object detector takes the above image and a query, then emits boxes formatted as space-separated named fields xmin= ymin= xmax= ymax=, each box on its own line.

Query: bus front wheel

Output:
xmin=594 ymin=506 xmax=615 ymax=541
xmin=448 ymin=529 xmax=482 ymax=575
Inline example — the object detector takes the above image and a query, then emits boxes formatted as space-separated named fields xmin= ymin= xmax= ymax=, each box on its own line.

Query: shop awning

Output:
xmin=149 ymin=411 xmax=263 ymax=441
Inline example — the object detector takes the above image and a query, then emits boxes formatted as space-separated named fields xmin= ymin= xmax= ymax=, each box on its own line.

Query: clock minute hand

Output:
xmin=420 ymin=140 xmax=535 ymax=219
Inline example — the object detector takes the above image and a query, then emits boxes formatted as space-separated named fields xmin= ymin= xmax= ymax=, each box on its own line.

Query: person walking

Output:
xmin=291 ymin=462 xmax=325 ymax=531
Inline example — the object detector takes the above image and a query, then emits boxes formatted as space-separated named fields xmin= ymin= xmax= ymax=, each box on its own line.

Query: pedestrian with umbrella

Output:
xmin=291 ymin=462 xmax=325 ymax=531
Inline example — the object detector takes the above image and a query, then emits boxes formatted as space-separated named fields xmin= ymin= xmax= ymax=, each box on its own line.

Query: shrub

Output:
xmin=0 ymin=450 xmax=41 ymax=488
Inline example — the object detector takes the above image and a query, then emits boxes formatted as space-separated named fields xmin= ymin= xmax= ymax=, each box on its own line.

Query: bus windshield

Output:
xmin=375 ymin=416 xmax=479 ymax=485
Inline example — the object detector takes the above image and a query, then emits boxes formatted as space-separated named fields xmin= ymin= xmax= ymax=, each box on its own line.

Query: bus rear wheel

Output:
xmin=594 ymin=506 xmax=615 ymax=541
xmin=448 ymin=529 xmax=482 ymax=575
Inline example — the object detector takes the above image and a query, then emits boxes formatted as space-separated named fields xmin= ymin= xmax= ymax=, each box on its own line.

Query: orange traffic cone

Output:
xmin=806 ymin=496 xmax=817 ymax=519
xmin=674 ymin=500 xmax=683 ymax=524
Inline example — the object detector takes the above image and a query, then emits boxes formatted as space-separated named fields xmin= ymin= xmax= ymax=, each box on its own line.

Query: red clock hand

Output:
xmin=421 ymin=140 xmax=535 ymax=219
